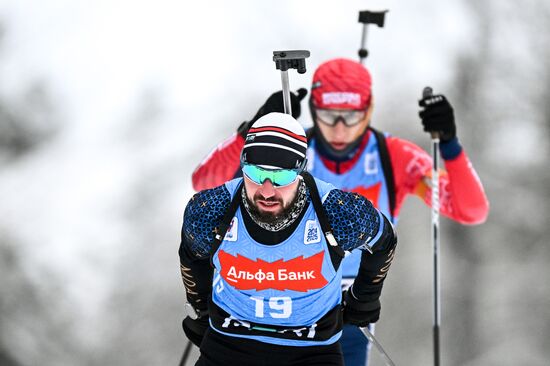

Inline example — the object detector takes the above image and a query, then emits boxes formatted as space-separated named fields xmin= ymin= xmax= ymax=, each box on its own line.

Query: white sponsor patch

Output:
xmin=364 ymin=152 xmax=379 ymax=175
xmin=304 ymin=220 xmax=321 ymax=244
xmin=322 ymin=92 xmax=361 ymax=107
xmin=224 ymin=217 xmax=238 ymax=242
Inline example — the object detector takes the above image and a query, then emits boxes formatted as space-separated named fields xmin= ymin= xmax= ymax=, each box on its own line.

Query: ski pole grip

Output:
xmin=422 ymin=86 xmax=439 ymax=140
xmin=422 ymin=86 xmax=433 ymax=98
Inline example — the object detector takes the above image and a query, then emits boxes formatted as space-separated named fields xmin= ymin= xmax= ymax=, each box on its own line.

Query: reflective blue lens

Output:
xmin=242 ymin=164 xmax=299 ymax=187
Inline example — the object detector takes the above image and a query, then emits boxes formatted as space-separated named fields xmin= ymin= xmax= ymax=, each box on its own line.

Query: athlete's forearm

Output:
xmin=351 ymin=215 xmax=397 ymax=302
xmin=389 ymin=136 xmax=489 ymax=224
xmin=440 ymin=151 xmax=489 ymax=224
xmin=179 ymin=238 xmax=213 ymax=310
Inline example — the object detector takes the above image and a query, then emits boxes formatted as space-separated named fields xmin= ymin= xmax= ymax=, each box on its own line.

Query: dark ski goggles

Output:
xmin=315 ymin=108 xmax=367 ymax=127
xmin=242 ymin=163 xmax=303 ymax=187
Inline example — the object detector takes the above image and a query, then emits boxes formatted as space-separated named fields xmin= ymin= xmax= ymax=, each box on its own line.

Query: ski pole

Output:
xmin=422 ymin=86 xmax=441 ymax=366
xmin=357 ymin=10 xmax=388 ymax=65
xmin=360 ymin=326 xmax=396 ymax=366
xmin=178 ymin=341 xmax=193 ymax=366
xmin=272 ymin=50 xmax=310 ymax=115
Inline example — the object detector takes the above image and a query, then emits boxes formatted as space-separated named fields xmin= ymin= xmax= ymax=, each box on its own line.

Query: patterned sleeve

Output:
xmin=322 ymin=189 xmax=386 ymax=252
xmin=183 ymin=185 xmax=232 ymax=259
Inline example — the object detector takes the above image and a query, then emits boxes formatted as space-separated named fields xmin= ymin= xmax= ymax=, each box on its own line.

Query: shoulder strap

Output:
xmin=300 ymin=171 xmax=345 ymax=270
xmin=305 ymin=127 xmax=315 ymax=142
xmin=210 ymin=182 xmax=243 ymax=262
xmin=369 ymin=127 xmax=396 ymax=221
xmin=211 ymin=176 xmax=346 ymax=270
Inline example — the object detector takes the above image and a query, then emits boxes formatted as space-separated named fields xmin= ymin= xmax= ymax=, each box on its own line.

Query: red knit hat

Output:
xmin=311 ymin=58 xmax=372 ymax=110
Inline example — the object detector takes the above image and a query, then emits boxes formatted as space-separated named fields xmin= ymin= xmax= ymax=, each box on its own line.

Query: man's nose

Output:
xmin=259 ymin=179 xmax=276 ymax=198
xmin=332 ymin=119 xmax=348 ymax=136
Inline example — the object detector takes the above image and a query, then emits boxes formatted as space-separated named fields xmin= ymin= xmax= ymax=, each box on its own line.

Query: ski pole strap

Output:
xmin=369 ymin=127 xmax=396 ymax=221
xmin=211 ymin=175 xmax=344 ymax=270
xmin=211 ymin=182 xmax=244 ymax=264
xmin=300 ymin=171 xmax=345 ymax=270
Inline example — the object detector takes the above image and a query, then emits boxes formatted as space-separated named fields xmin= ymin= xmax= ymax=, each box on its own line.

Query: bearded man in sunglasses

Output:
xmin=180 ymin=112 xmax=397 ymax=366
xmin=191 ymin=58 xmax=489 ymax=365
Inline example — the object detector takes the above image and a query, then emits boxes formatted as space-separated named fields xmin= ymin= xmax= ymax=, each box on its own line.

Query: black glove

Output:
xmin=418 ymin=94 xmax=456 ymax=142
xmin=342 ymin=289 xmax=381 ymax=327
xmin=237 ymin=88 xmax=308 ymax=137
xmin=182 ymin=316 xmax=209 ymax=347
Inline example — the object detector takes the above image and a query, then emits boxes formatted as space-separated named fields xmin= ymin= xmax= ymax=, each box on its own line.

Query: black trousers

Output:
xmin=196 ymin=328 xmax=344 ymax=366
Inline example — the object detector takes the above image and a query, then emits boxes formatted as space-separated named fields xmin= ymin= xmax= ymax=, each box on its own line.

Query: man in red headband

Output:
xmin=190 ymin=58 xmax=489 ymax=365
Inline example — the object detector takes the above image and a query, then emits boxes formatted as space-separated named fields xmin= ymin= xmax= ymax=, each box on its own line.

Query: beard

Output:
xmin=245 ymin=191 xmax=300 ymax=226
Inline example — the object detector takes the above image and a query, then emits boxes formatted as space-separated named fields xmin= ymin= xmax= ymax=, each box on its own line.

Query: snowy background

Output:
xmin=1 ymin=0 xmax=549 ymax=365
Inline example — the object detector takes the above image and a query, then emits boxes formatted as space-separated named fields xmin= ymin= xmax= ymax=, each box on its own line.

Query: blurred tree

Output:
xmin=440 ymin=0 xmax=550 ymax=364
xmin=0 ymin=19 xmax=71 ymax=366
xmin=0 ymin=83 xmax=59 ymax=164
xmin=0 ymin=21 xmax=59 ymax=165
xmin=0 ymin=350 xmax=21 ymax=366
